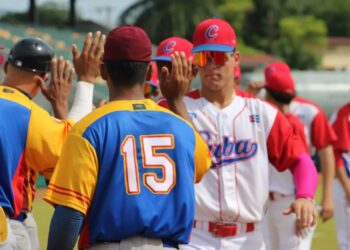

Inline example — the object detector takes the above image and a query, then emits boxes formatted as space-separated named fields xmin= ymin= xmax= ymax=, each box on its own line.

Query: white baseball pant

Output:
xmin=262 ymin=195 xmax=315 ymax=250
xmin=179 ymin=224 xmax=265 ymax=250
xmin=86 ymin=236 xmax=177 ymax=250
xmin=333 ymin=179 xmax=350 ymax=250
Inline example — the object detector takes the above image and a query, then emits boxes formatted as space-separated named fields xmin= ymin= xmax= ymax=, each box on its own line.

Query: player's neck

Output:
xmin=109 ymin=84 xmax=145 ymax=101
xmin=201 ymin=84 xmax=235 ymax=109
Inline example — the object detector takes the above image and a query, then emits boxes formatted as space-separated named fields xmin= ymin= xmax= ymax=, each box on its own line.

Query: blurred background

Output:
xmin=0 ymin=1 xmax=348 ymax=249
xmin=1 ymin=0 xmax=350 ymax=115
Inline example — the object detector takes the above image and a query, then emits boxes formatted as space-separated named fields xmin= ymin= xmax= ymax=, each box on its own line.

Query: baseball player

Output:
xmin=248 ymin=62 xmax=336 ymax=249
xmin=44 ymin=25 xmax=211 ymax=250
xmin=0 ymin=32 xmax=104 ymax=250
xmin=159 ymin=18 xmax=318 ymax=250
xmin=330 ymin=103 xmax=350 ymax=250
xmin=247 ymin=66 xmax=313 ymax=249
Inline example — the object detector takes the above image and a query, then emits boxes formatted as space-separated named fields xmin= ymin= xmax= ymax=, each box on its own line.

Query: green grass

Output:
xmin=33 ymin=187 xmax=339 ymax=250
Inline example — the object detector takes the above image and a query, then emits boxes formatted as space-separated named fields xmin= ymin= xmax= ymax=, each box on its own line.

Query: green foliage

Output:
xmin=276 ymin=16 xmax=327 ymax=69
xmin=119 ymin=0 xmax=222 ymax=44
xmin=218 ymin=0 xmax=253 ymax=36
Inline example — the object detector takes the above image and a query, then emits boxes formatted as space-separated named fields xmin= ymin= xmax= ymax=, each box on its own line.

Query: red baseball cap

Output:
xmin=146 ymin=62 xmax=159 ymax=87
xmin=104 ymin=25 xmax=152 ymax=62
xmin=265 ymin=71 xmax=295 ymax=96
xmin=153 ymin=37 xmax=193 ymax=62
xmin=233 ymin=65 xmax=241 ymax=80
xmin=264 ymin=62 xmax=291 ymax=79
xmin=192 ymin=18 xmax=237 ymax=53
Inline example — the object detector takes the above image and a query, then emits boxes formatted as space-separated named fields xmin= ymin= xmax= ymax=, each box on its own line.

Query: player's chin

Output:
xmin=203 ymin=80 xmax=225 ymax=91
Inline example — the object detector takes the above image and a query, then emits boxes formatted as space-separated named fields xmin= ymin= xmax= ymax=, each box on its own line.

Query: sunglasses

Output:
xmin=194 ymin=51 xmax=234 ymax=67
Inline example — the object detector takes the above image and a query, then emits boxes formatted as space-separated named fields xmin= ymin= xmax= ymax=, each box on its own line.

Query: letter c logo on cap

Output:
xmin=164 ymin=41 xmax=177 ymax=53
xmin=206 ymin=25 xmax=219 ymax=39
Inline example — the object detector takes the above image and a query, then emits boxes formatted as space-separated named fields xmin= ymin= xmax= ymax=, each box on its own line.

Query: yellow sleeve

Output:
xmin=44 ymin=132 xmax=98 ymax=215
xmin=25 ymin=104 xmax=74 ymax=179
xmin=193 ymin=131 xmax=211 ymax=183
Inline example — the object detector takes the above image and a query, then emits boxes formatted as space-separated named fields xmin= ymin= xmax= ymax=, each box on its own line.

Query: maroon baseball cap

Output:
xmin=103 ymin=25 xmax=152 ymax=62
xmin=153 ymin=37 xmax=193 ymax=62
xmin=192 ymin=18 xmax=237 ymax=53
xmin=265 ymin=71 xmax=295 ymax=96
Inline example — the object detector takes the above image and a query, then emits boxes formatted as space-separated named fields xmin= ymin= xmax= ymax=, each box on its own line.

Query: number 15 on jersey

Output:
xmin=121 ymin=134 xmax=176 ymax=195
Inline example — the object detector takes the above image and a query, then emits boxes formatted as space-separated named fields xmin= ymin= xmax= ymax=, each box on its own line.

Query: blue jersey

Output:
xmin=45 ymin=99 xmax=211 ymax=249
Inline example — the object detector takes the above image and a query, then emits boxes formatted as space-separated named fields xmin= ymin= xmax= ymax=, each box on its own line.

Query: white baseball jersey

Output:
xmin=290 ymin=96 xmax=336 ymax=155
xmin=184 ymin=92 xmax=306 ymax=223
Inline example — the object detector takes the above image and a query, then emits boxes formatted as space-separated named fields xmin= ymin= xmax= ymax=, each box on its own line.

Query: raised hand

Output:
xmin=39 ymin=57 xmax=75 ymax=119
xmin=159 ymin=51 xmax=192 ymax=102
xmin=72 ymin=31 xmax=105 ymax=83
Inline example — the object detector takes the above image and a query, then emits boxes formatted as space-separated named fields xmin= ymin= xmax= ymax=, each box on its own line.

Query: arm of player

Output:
xmin=159 ymin=51 xmax=193 ymax=124
xmin=283 ymin=153 xmax=318 ymax=230
xmin=318 ymin=145 xmax=335 ymax=222
xmin=67 ymin=31 xmax=106 ymax=122
xmin=266 ymin=111 xmax=317 ymax=229
xmin=48 ymin=205 xmax=84 ymax=250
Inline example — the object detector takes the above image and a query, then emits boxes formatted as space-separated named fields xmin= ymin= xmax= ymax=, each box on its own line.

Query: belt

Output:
xmin=13 ymin=212 xmax=27 ymax=222
xmin=269 ymin=192 xmax=288 ymax=201
xmin=193 ymin=220 xmax=255 ymax=237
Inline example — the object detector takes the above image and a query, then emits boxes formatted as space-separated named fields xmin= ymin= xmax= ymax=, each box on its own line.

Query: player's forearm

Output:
xmin=290 ymin=153 xmax=318 ymax=199
xmin=48 ymin=205 xmax=84 ymax=250
xmin=167 ymin=98 xmax=193 ymax=125
xmin=67 ymin=81 xmax=95 ymax=122
xmin=318 ymin=146 xmax=335 ymax=201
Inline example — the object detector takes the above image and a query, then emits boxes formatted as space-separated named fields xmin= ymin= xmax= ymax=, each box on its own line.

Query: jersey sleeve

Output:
xmin=25 ymin=104 xmax=74 ymax=179
xmin=267 ymin=111 xmax=307 ymax=171
xmin=331 ymin=109 xmax=350 ymax=152
xmin=44 ymin=132 xmax=98 ymax=215
xmin=311 ymin=111 xmax=337 ymax=150
xmin=193 ymin=130 xmax=211 ymax=183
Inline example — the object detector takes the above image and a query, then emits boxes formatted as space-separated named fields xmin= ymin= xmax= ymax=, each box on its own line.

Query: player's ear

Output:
xmin=145 ymin=62 xmax=152 ymax=81
xmin=100 ymin=63 xmax=108 ymax=81
xmin=233 ymin=51 xmax=240 ymax=64
xmin=3 ymin=61 xmax=8 ymax=74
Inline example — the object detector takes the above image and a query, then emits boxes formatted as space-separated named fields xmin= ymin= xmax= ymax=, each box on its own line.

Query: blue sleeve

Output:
xmin=47 ymin=205 xmax=84 ymax=250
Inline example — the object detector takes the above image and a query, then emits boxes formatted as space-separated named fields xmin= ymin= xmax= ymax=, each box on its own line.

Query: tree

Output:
xmin=69 ymin=0 xmax=77 ymax=27
xmin=29 ymin=0 xmax=37 ymax=24
xmin=119 ymin=0 xmax=223 ymax=44
xmin=275 ymin=16 xmax=327 ymax=69
xmin=218 ymin=0 xmax=253 ymax=37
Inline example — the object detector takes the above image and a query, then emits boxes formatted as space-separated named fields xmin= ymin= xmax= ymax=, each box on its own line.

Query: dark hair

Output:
xmin=265 ymin=87 xmax=295 ymax=104
xmin=104 ymin=60 xmax=149 ymax=87
xmin=156 ymin=61 xmax=172 ymax=74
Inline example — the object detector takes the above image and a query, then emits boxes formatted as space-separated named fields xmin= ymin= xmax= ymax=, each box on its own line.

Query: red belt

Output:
xmin=194 ymin=221 xmax=255 ymax=237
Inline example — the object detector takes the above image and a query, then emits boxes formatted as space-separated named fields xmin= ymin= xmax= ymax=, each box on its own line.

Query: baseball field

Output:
xmin=33 ymin=185 xmax=338 ymax=250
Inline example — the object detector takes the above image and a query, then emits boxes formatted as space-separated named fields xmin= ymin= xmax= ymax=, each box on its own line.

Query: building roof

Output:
xmin=328 ymin=37 xmax=350 ymax=46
